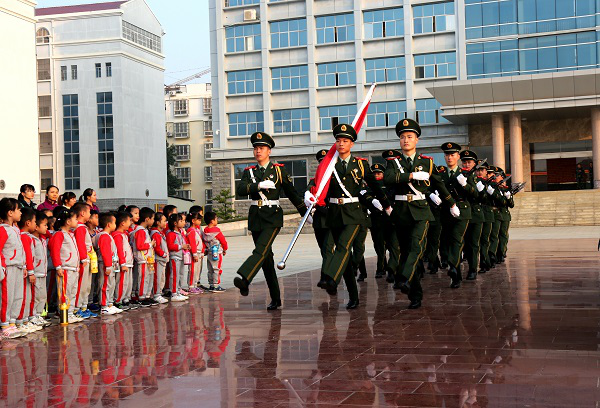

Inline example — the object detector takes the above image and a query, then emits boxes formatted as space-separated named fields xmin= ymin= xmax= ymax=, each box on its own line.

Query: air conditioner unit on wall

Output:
xmin=244 ymin=9 xmax=257 ymax=21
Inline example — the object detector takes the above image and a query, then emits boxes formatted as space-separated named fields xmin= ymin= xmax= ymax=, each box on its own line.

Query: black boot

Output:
xmin=440 ymin=261 xmax=448 ymax=269
xmin=267 ymin=299 xmax=281 ymax=310
xmin=466 ymin=270 xmax=477 ymax=280
xmin=408 ymin=300 xmax=422 ymax=309
xmin=393 ymin=275 xmax=411 ymax=294
xmin=318 ymin=275 xmax=337 ymax=292
xmin=448 ymin=266 xmax=461 ymax=289
xmin=375 ymin=270 xmax=384 ymax=278
xmin=357 ymin=273 xmax=367 ymax=282
xmin=386 ymin=269 xmax=395 ymax=283
xmin=346 ymin=299 xmax=359 ymax=309
xmin=234 ymin=276 xmax=250 ymax=296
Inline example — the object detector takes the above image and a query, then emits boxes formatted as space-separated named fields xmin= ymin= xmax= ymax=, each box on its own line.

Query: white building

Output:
xmin=35 ymin=0 xmax=168 ymax=209
xmin=0 ymin=1 xmax=40 ymax=197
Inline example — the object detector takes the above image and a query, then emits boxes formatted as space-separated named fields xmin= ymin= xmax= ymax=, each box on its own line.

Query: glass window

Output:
xmin=227 ymin=69 xmax=263 ymax=94
xmin=97 ymin=92 xmax=114 ymax=188
xmin=318 ymin=105 xmax=357 ymax=130
xmin=36 ymin=28 xmax=50 ymax=44
xmin=317 ymin=61 xmax=356 ymax=87
xmin=95 ymin=63 xmax=101 ymax=78
xmin=234 ymin=162 xmax=258 ymax=199
xmin=366 ymin=101 xmax=407 ymax=128
xmin=106 ymin=63 xmax=112 ymax=77
xmin=365 ymin=56 xmax=406 ymax=83
xmin=272 ymin=65 xmax=309 ymax=91
xmin=414 ymin=52 xmax=456 ymax=78
xmin=364 ymin=7 xmax=404 ymax=39
xmin=122 ymin=21 xmax=162 ymax=53
xmin=229 ymin=112 xmax=264 ymax=136
xmin=61 ymin=66 xmax=67 ymax=81
xmin=414 ymin=2 xmax=455 ymax=34
xmin=63 ymin=94 xmax=80 ymax=190
xmin=273 ymin=108 xmax=310 ymax=133
xmin=37 ymin=59 xmax=51 ymax=81
xmin=316 ymin=13 xmax=354 ymax=44
xmin=225 ymin=0 xmax=259 ymax=6
xmin=174 ymin=122 xmax=189 ymax=138
xmin=226 ymin=23 xmax=261 ymax=52
xmin=270 ymin=19 xmax=307 ymax=49
xmin=71 ymin=65 xmax=77 ymax=80
xmin=416 ymin=98 xmax=448 ymax=124
xmin=278 ymin=160 xmax=308 ymax=197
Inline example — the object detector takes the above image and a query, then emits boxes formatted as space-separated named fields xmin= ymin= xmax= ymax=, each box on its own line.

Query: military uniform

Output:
xmin=384 ymin=119 xmax=457 ymax=308
xmin=496 ymin=170 xmax=514 ymax=262
xmin=234 ymin=132 xmax=307 ymax=310
xmin=381 ymin=151 xmax=402 ymax=283
xmin=364 ymin=163 xmax=388 ymax=280
xmin=478 ymin=163 xmax=495 ymax=273
xmin=460 ymin=150 xmax=485 ymax=280
xmin=423 ymin=165 xmax=446 ymax=274
xmin=308 ymin=150 xmax=334 ymax=270
xmin=317 ymin=124 xmax=391 ymax=309
xmin=486 ymin=166 xmax=504 ymax=267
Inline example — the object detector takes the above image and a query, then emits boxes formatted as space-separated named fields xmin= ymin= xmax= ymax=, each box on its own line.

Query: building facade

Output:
xmin=165 ymin=83 xmax=214 ymax=206
xmin=0 ymin=0 xmax=40 ymax=197
xmin=35 ymin=0 xmax=168 ymax=210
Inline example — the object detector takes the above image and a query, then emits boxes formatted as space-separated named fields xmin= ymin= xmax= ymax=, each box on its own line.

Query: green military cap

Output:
xmin=251 ymin=132 xmax=275 ymax=148
xmin=371 ymin=163 xmax=384 ymax=173
xmin=382 ymin=149 xmax=402 ymax=159
xmin=478 ymin=161 xmax=490 ymax=170
xmin=460 ymin=149 xmax=478 ymax=161
xmin=316 ymin=149 xmax=328 ymax=162
xmin=395 ymin=118 xmax=421 ymax=137
xmin=333 ymin=123 xmax=357 ymax=141
xmin=488 ymin=165 xmax=497 ymax=173
xmin=441 ymin=142 xmax=461 ymax=153
xmin=495 ymin=167 xmax=505 ymax=175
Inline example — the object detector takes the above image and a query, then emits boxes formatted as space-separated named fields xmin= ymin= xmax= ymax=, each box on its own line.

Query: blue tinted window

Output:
xmin=227 ymin=69 xmax=262 ymax=94
xmin=270 ymin=18 xmax=307 ymax=49
xmin=365 ymin=56 xmax=405 ymax=83
xmin=414 ymin=52 xmax=456 ymax=78
xmin=416 ymin=98 xmax=447 ymax=124
xmin=318 ymin=105 xmax=357 ymax=130
xmin=229 ymin=112 xmax=264 ymax=137
xmin=273 ymin=108 xmax=310 ymax=133
xmin=366 ymin=101 xmax=407 ymax=128
xmin=64 ymin=94 xmax=80 ymax=190
xmin=364 ymin=7 xmax=404 ymax=38
xmin=414 ymin=1 xmax=455 ymax=33
xmin=225 ymin=24 xmax=261 ymax=52
xmin=316 ymin=14 xmax=354 ymax=44
xmin=317 ymin=61 xmax=356 ymax=87
xmin=225 ymin=0 xmax=258 ymax=6
xmin=97 ymin=92 xmax=114 ymax=188
xmin=272 ymin=65 xmax=308 ymax=91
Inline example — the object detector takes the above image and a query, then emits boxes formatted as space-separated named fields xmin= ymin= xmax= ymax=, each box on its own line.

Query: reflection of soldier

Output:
xmin=589 ymin=162 xmax=594 ymax=189
xmin=576 ymin=163 xmax=586 ymax=189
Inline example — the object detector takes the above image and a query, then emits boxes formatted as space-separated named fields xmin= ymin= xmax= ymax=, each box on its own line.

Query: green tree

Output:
xmin=166 ymin=142 xmax=182 ymax=196
xmin=213 ymin=189 xmax=237 ymax=221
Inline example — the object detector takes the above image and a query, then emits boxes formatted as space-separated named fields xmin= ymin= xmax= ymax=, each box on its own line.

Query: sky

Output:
xmin=36 ymin=0 xmax=211 ymax=85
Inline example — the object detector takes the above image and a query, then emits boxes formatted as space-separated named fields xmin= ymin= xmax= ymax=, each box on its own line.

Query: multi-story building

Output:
xmin=35 ymin=0 xmax=168 ymax=210
xmin=1 ymin=1 xmax=40 ymax=197
xmin=165 ymin=83 xmax=215 ymax=206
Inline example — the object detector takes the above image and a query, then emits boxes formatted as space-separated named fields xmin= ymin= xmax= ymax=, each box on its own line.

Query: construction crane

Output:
xmin=165 ymin=68 xmax=211 ymax=93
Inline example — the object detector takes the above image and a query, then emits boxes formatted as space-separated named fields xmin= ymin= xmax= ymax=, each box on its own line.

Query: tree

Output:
xmin=166 ymin=142 xmax=182 ymax=196
xmin=213 ymin=189 xmax=237 ymax=221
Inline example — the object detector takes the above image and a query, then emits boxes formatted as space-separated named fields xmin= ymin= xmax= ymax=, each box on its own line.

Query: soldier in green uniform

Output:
xmin=423 ymin=164 xmax=446 ymax=275
xmin=439 ymin=142 xmax=477 ymax=288
xmin=313 ymin=124 xmax=391 ymax=309
xmin=354 ymin=181 xmax=377 ymax=282
xmin=381 ymin=150 xmax=402 ymax=283
xmin=384 ymin=119 xmax=460 ymax=309
xmin=485 ymin=166 xmax=503 ymax=268
xmin=496 ymin=168 xmax=514 ymax=263
xmin=234 ymin=132 xmax=307 ymax=310
xmin=460 ymin=150 xmax=485 ymax=281
xmin=476 ymin=163 xmax=494 ymax=274
xmin=365 ymin=163 xmax=388 ymax=281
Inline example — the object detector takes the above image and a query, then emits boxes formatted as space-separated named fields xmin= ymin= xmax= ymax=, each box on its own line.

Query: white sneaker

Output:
xmin=157 ymin=295 xmax=169 ymax=304
xmin=68 ymin=313 xmax=83 ymax=323
xmin=29 ymin=317 xmax=42 ymax=326
xmin=109 ymin=306 xmax=123 ymax=314
xmin=17 ymin=324 xmax=33 ymax=334
xmin=177 ymin=293 xmax=189 ymax=300
xmin=171 ymin=294 xmax=185 ymax=302
xmin=101 ymin=307 xmax=116 ymax=316
xmin=38 ymin=317 xmax=52 ymax=327
xmin=26 ymin=322 xmax=43 ymax=332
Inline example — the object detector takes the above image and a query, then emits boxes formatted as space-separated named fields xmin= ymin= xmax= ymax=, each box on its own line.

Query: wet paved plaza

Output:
xmin=0 ymin=237 xmax=599 ymax=407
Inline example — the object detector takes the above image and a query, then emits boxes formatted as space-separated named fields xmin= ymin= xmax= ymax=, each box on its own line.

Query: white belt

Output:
xmin=329 ymin=197 xmax=359 ymax=205
xmin=251 ymin=199 xmax=280 ymax=207
xmin=395 ymin=194 xmax=426 ymax=202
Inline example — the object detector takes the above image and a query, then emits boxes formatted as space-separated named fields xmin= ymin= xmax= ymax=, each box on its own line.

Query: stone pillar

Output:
xmin=509 ymin=112 xmax=524 ymax=183
xmin=592 ymin=108 xmax=600 ymax=189
xmin=492 ymin=114 xmax=506 ymax=170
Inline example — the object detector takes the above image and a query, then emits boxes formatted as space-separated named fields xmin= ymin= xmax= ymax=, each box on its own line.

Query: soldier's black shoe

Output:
xmin=440 ymin=261 xmax=448 ymax=269
xmin=234 ymin=277 xmax=249 ymax=296
xmin=318 ymin=276 xmax=337 ymax=292
xmin=447 ymin=266 xmax=458 ymax=280
xmin=346 ymin=299 xmax=359 ymax=309
xmin=375 ymin=270 xmax=384 ymax=278
xmin=450 ymin=279 xmax=461 ymax=289
xmin=357 ymin=273 xmax=367 ymax=282
xmin=478 ymin=269 xmax=486 ymax=274
xmin=386 ymin=272 xmax=395 ymax=283
xmin=408 ymin=300 xmax=422 ymax=309
xmin=393 ymin=276 xmax=410 ymax=294
xmin=466 ymin=270 xmax=477 ymax=280
xmin=267 ymin=299 xmax=281 ymax=310
xmin=428 ymin=264 xmax=438 ymax=274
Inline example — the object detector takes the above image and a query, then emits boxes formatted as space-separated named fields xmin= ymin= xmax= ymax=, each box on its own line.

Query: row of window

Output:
xmin=225 ymin=3 xmax=455 ymax=53
xmin=227 ymin=98 xmax=446 ymax=137
xmin=173 ymin=143 xmax=214 ymax=161
xmin=172 ymin=161 xmax=213 ymax=183
xmin=58 ymin=63 xmax=112 ymax=81
xmin=174 ymin=189 xmax=213 ymax=204
xmin=227 ymin=52 xmax=455 ymax=95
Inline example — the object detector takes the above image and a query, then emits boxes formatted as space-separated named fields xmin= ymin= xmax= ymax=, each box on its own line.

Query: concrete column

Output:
xmin=491 ymin=114 xmax=505 ymax=170
xmin=591 ymin=108 xmax=600 ymax=189
xmin=509 ymin=112 xmax=524 ymax=183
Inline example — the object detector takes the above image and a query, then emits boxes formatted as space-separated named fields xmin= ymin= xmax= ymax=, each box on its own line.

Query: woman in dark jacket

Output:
xmin=18 ymin=184 xmax=37 ymax=209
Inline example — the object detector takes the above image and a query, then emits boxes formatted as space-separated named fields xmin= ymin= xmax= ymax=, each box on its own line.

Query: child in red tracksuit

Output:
xmin=150 ymin=213 xmax=169 ymax=304
xmin=72 ymin=203 xmax=93 ymax=319
xmin=93 ymin=213 xmax=121 ymax=315
xmin=166 ymin=213 xmax=190 ymax=302
xmin=130 ymin=207 xmax=156 ymax=306
xmin=186 ymin=212 xmax=203 ymax=295
xmin=111 ymin=212 xmax=133 ymax=310
xmin=201 ymin=211 xmax=228 ymax=293
xmin=18 ymin=208 xmax=41 ymax=333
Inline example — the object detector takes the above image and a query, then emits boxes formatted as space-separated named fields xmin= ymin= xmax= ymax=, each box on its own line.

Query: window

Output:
xmin=364 ymin=8 xmax=404 ymax=39
xmin=39 ymin=132 xmax=53 ymax=154
xmin=175 ymin=167 xmax=191 ymax=184
xmin=97 ymin=92 xmax=115 ymax=188
xmin=37 ymin=59 xmax=50 ymax=81
xmin=414 ymin=52 xmax=456 ymax=78
xmin=63 ymin=94 xmax=80 ymax=190
xmin=226 ymin=23 xmax=261 ymax=52
xmin=174 ymin=122 xmax=189 ymax=138
xmin=176 ymin=190 xmax=192 ymax=200
xmin=202 ymin=97 xmax=212 ymax=114
xmin=227 ymin=69 xmax=263 ymax=94
xmin=36 ymin=28 xmax=50 ymax=44
xmin=229 ymin=112 xmax=264 ymax=136
xmin=415 ymin=98 xmax=448 ymax=124
xmin=204 ymin=142 xmax=213 ymax=159
xmin=38 ymin=95 xmax=51 ymax=118
xmin=414 ymin=2 xmax=455 ymax=34
xmin=316 ymin=13 xmax=354 ymax=44
xmin=71 ymin=65 xmax=77 ymax=80
xmin=204 ymin=120 xmax=213 ymax=136
xmin=106 ymin=63 xmax=112 ymax=77
xmin=317 ymin=61 xmax=356 ymax=87
xmin=95 ymin=63 xmax=101 ymax=78
xmin=205 ymin=189 xmax=213 ymax=204
xmin=365 ymin=56 xmax=405 ymax=83
xmin=277 ymin=160 xmax=307 ymax=198
xmin=270 ymin=18 xmax=307 ymax=48
xmin=122 ymin=21 xmax=162 ymax=52
xmin=367 ymin=101 xmax=407 ymax=128
xmin=319 ymin=105 xmax=357 ymax=130
xmin=40 ymin=170 xmax=53 ymax=192
xmin=234 ymin=162 xmax=257 ymax=199
xmin=205 ymin=166 xmax=213 ymax=182
xmin=272 ymin=65 xmax=309 ymax=91
xmin=174 ymin=99 xmax=188 ymax=116
xmin=61 ymin=66 xmax=67 ymax=81
xmin=175 ymin=145 xmax=190 ymax=161
xmin=273 ymin=108 xmax=310 ymax=133
xmin=225 ymin=0 xmax=259 ymax=6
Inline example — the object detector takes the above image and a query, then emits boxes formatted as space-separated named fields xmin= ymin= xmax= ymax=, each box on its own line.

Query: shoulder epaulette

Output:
xmin=355 ymin=157 xmax=368 ymax=161
xmin=420 ymin=154 xmax=433 ymax=160
xmin=273 ymin=163 xmax=285 ymax=167
xmin=244 ymin=165 xmax=256 ymax=170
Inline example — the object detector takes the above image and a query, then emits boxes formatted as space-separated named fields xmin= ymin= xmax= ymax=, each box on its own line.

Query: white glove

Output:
xmin=429 ymin=193 xmax=442 ymax=206
xmin=0 ymin=266 xmax=4 ymax=281
xmin=258 ymin=180 xmax=276 ymax=190
xmin=487 ymin=185 xmax=495 ymax=196
xmin=504 ymin=191 xmax=511 ymax=199
xmin=456 ymin=173 xmax=467 ymax=187
xmin=411 ymin=171 xmax=430 ymax=181
xmin=372 ymin=199 xmax=383 ymax=211
xmin=306 ymin=214 xmax=313 ymax=225
xmin=385 ymin=207 xmax=393 ymax=216
xmin=304 ymin=191 xmax=316 ymax=208
xmin=476 ymin=181 xmax=485 ymax=192
xmin=450 ymin=205 xmax=460 ymax=218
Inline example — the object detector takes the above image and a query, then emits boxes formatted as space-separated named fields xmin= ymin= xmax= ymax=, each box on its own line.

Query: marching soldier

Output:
xmin=384 ymin=119 xmax=460 ymax=309
xmin=234 ymin=132 xmax=307 ymax=310
xmin=439 ymin=142 xmax=477 ymax=288
xmin=366 ymin=163 xmax=389 ymax=281
xmin=496 ymin=168 xmax=514 ymax=262
xmin=423 ymin=164 xmax=446 ymax=275
xmin=312 ymin=124 xmax=391 ymax=309
xmin=486 ymin=166 xmax=503 ymax=268
xmin=308 ymin=150 xmax=334 ymax=272
xmin=381 ymin=150 xmax=403 ymax=283
xmin=460 ymin=150 xmax=485 ymax=280
xmin=477 ymin=162 xmax=494 ymax=274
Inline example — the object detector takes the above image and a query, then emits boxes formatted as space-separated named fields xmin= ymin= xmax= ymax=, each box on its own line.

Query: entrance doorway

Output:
xmin=530 ymin=141 xmax=593 ymax=191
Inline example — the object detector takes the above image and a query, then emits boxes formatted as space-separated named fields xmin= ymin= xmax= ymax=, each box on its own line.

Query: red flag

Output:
xmin=310 ymin=84 xmax=377 ymax=206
